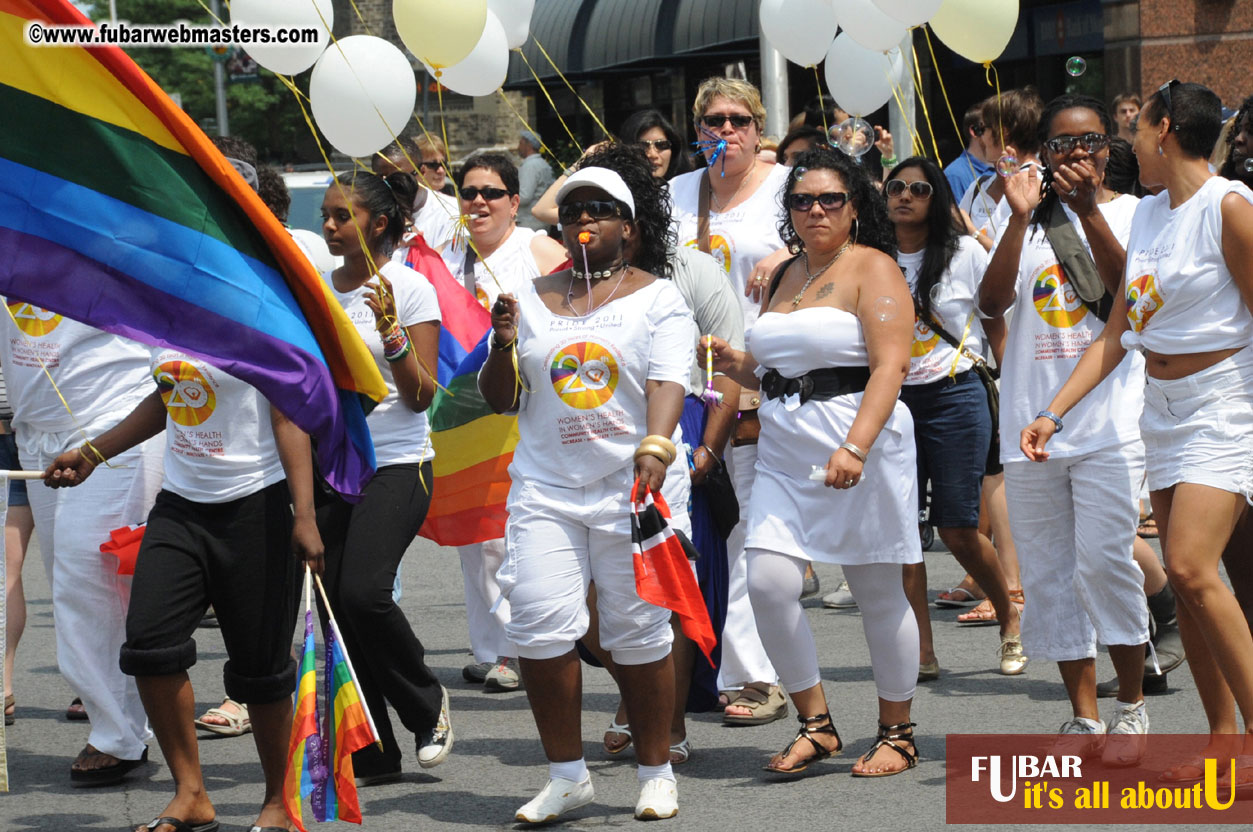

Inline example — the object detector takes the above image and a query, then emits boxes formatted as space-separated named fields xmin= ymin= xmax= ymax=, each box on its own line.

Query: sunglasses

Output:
xmin=638 ymin=139 xmax=672 ymax=152
xmin=418 ymin=160 xmax=445 ymax=172
xmin=1043 ymin=132 xmax=1111 ymax=155
xmin=699 ymin=113 xmax=755 ymax=130
xmin=885 ymin=179 xmax=934 ymax=199
xmin=785 ymin=191 xmax=849 ymax=212
xmin=558 ymin=199 xmax=622 ymax=225
xmin=460 ymin=186 xmax=510 ymax=202
xmin=1159 ymin=79 xmax=1180 ymax=130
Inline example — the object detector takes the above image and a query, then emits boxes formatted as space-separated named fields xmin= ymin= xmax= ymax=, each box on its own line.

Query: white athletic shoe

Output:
xmin=515 ymin=776 xmax=594 ymax=824
xmin=417 ymin=686 xmax=453 ymax=769
xmin=1051 ymin=717 xmax=1105 ymax=758
xmin=634 ymin=777 xmax=678 ymax=820
xmin=822 ymin=581 xmax=858 ymax=610
xmin=1102 ymin=700 xmax=1148 ymax=767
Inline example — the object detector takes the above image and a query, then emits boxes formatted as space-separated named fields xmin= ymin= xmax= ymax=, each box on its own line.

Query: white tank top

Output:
xmin=1121 ymin=177 xmax=1253 ymax=354
xmin=440 ymin=225 xmax=544 ymax=310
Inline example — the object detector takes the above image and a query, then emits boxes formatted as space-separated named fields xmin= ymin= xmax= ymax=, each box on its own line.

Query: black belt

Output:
xmin=760 ymin=367 xmax=871 ymax=404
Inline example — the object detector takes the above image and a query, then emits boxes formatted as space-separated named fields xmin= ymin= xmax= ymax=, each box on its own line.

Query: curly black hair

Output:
xmin=256 ymin=166 xmax=290 ymax=223
xmin=1030 ymin=94 xmax=1114 ymax=233
xmin=573 ymin=142 xmax=676 ymax=279
xmin=777 ymin=145 xmax=895 ymax=259
xmin=332 ymin=170 xmax=419 ymax=254
xmin=1218 ymin=94 xmax=1252 ymax=182
xmin=884 ymin=156 xmax=963 ymax=319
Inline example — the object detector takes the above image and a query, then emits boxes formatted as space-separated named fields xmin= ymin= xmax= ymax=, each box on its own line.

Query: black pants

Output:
xmin=318 ymin=461 xmax=439 ymax=771
xmin=120 ymin=482 xmax=300 ymax=704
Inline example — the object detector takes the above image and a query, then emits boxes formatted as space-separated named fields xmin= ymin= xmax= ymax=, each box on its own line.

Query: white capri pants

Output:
xmin=498 ymin=469 xmax=675 ymax=666
xmin=458 ymin=539 xmax=514 ymax=664
xmin=1141 ymin=346 xmax=1253 ymax=498
xmin=1003 ymin=440 xmax=1150 ymax=662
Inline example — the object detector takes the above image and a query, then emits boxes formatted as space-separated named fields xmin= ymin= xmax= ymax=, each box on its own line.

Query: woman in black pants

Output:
xmin=318 ymin=169 xmax=447 ymax=783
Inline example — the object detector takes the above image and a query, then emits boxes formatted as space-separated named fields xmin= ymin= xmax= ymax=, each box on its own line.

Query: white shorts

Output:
xmin=1003 ymin=441 xmax=1150 ymax=662
xmin=1141 ymin=346 xmax=1253 ymax=499
xmin=498 ymin=467 xmax=675 ymax=665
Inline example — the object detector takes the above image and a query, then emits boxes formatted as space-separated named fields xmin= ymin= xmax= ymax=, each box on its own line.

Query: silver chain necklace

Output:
xmin=791 ymin=241 xmax=852 ymax=309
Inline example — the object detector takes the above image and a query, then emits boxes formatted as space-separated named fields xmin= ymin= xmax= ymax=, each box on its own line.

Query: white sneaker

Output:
xmin=485 ymin=658 xmax=521 ymax=691
xmin=1102 ymin=700 xmax=1148 ymax=767
xmin=417 ymin=686 xmax=453 ymax=768
xmin=822 ymin=581 xmax=857 ymax=610
xmin=1052 ymin=717 xmax=1105 ymax=758
xmin=515 ymin=776 xmax=594 ymax=824
xmin=634 ymin=777 xmax=678 ymax=820
xmin=997 ymin=633 xmax=1028 ymax=676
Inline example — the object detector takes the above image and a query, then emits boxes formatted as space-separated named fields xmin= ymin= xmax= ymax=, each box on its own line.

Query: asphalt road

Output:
xmin=0 ymin=530 xmax=1229 ymax=831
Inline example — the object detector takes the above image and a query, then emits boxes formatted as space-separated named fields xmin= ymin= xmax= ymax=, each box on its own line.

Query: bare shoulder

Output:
xmin=531 ymin=234 xmax=569 ymax=273
xmin=847 ymin=246 xmax=907 ymax=288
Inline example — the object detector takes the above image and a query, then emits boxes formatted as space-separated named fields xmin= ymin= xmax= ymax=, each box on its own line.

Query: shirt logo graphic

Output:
xmin=8 ymin=302 xmax=62 ymax=336
xmin=1032 ymin=264 xmax=1087 ymax=328
xmin=550 ymin=340 xmax=619 ymax=409
xmin=155 ymin=361 xmax=217 ymax=426
xmin=1125 ymin=274 xmax=1163 ymax=333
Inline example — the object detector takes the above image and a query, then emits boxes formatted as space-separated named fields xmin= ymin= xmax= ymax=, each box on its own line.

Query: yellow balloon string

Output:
xmin=885 ymin=70 xmax=926 ymax=159
xmin=909 ymin=42 xmax=944 ymax=162
xmin=530 ymin=36 xmax=613 ymax=141
xmin=812 ymin=65 xmax=830 ymax=138
xmin=515 ymin=47 xmax=583 ymax=161
xmin=2 ymin=302 xmax=124 ymax=470
xmin=495 ymin=87 xmax=571 ymax=171
xmin=985 ymin=61 xmax=1005 ymax=153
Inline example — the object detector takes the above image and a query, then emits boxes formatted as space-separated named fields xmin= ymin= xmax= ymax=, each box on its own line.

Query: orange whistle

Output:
xmin=578 ymin=231 xmax=591 ymax=244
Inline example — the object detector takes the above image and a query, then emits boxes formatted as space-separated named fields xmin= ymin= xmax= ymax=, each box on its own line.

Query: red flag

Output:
xmin=99 ymin=524 xmax=146 ymax=575
xmin=630 ymin=482 xmax=717 ymax=666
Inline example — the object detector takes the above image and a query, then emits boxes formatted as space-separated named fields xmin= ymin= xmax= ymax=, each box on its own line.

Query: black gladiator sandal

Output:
xmin=763 ymin=712 xmax=843 ymax=774
xmin=851 ymin=721 xmax=918 ymax=778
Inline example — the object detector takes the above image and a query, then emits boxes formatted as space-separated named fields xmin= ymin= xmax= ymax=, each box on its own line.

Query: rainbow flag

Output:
xmin=401 ymin=240 xmax=518 ymax=546
xmin=312 ymin=619 xmax=376 ymax=823
xmin=283 ymin=606 xmax=322 ymax=832
xmin=0 ymin=0 xmax=386 ymax=497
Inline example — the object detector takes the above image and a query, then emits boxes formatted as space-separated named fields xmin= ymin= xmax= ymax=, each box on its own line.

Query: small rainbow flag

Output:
xmin=283 ymin=592 xmax=323 ymax=832
xmin=0 ymin=0 xmax=386 ymax=497
xmin=311 ymin=619 xmax=376 ymax=823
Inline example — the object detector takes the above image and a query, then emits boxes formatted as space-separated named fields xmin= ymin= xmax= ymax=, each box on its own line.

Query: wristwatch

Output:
xmin=1036 ymin=410 xmax=1063 ymax=433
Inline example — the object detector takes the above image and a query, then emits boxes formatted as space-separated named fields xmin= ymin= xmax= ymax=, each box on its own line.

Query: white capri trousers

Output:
xmin=498 ymin=469 xmax=676 ymax=666
xmin=458 ymin=539 xmax=515 ymax=664
xmin=1141 ymin=346 xmax=1253 ymax=498
xmin=1003 ymin=440 xmax=1150 ymax=662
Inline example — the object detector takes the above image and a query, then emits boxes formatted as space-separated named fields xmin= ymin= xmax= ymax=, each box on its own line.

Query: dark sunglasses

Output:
xmin=460 ymin=186 xmax=510 ymax=202
xmin=638 ymin=139 xmax=672 ymax=152
xmin=1043 ymin=132 xmax=1111 ymax=155
xmin=700 ymin=113 xmax=755 ymax=130
xmin=885 ymin=179 xmax=934 ymax=199
xmin=418 ymin=160 xmax=445 ymax=171
xmin=971 ymin=123 xmax=988 ymax=137
xmin=558 ymin=199 xmax=622 ymax=225
xmin=785 ymin=191 xmax=849 ymax=212
xmin=1159 ymin=79 xmax=1180 ymax=130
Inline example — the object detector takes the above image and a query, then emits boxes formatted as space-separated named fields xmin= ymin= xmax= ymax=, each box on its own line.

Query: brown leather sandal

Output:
xmin=763 ymin=712 xmax=842 ymax=774
xmin=851 ymin=721 xmax=918 ymax=777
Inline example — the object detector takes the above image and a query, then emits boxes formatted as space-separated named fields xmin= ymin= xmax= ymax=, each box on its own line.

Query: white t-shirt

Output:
xmin=1122 ymin=177 xmax=1253 ymax=354
xmin=900 ymin=236 xmax=989 ymax=385
xmin=150 ymin=348 xmax=284 ymax=503
xmin=0 ymin=309 xmax=151 ymax=433
xmin=996 ymin=194 xmax=1144 ymax=462
xmin=289 ymin=228 xmax=338 ymax=274
xmin=413 ymin=190 xmax=460 ymax=250
xmin=501 ymin=277 xmax=695 ymax=488
xmin=959 ymin=162 xmax=1041 ymax=244
xmin=325 ymin=261 xmax=441 ymax=467
xmin=441 ymin=225 xmax=545 ymax=310
xmin=670 ymin=164 xmax=791 ymax=326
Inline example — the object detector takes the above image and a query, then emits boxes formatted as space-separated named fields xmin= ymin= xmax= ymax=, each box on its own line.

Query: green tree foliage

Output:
xmin=90 ymin=0 xmax=319 ymax=164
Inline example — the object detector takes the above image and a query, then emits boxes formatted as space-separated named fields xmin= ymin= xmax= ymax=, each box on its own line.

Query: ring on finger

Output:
xmin=1066 ymin=187 xmax=1078 ymax=197
xmin=844 ymin=478 xmax=853 ymax=487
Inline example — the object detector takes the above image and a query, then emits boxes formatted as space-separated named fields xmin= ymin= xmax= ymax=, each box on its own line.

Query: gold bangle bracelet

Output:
xmin=634 ymin=444 xmax=674 ymax=466
xmin=640 ymin=434 xmax=677 ymax=458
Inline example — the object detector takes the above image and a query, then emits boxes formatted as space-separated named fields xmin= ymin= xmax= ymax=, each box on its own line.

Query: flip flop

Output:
xmin=957 ymin=590 xmax=1024 ymax=627
xmin=137 ymin=817 xmax=219 ymax=832
xmin=194 ymin=699 xmax=252 ymax=737
xmin=4 ymin=693 xmax=13 ymax=726
xmin=934 ymin=586 xmax=984 ymax=609
xmin=71 ymin=745 xmax=148 ymax=787
xmin=603 ymin=719 xmax=632 ymax=754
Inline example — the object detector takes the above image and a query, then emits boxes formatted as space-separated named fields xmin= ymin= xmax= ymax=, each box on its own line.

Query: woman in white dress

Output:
xmin=706 ymin=146 xmax=921 ymax=777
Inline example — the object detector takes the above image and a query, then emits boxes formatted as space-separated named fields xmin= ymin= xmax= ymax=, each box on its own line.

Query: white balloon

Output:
xmin=487 ymin=0 xmax=534 ymax=50
xmin=871 ymin=0 xmax=943 ymax=26
xmin=230 ymin=0 xmax=333 ymax=76
xmin=310 ymin=36 xmax=417 ymax=158
xmin=759 ymin=0 xmax=839 ymax=68
xmin=423 ymin=11 xmax=509 ymax=97
xmin=831 ymin=0 xmax=908 ymax=52
xmin=823 ymin=33 xmax=904 ymax=116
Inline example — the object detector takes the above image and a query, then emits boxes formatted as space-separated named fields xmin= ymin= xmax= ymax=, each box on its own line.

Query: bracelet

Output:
xmin=641 ymin=434 xmax=677 ymax=461
xmin=634 ymin=443 xmax=675 ymax=466
xmin=695 ymin=443 xmax=720 ymax=459
xmin=379 ymin=319 xmax=408 ymax=356
xmin=384 ymin=338 xmax=411 ymax=363
xmin=490 ymin=331 xmax=516 ymax=351
xmin=880 ymin=155 xmax=898 ymax=167
xmin=838 ymin=441 xmax=867 ymax=464
xmin=79 ymin=442 xmax=107 ymax=466
xmin=1036 ymin=410 xmax=1064 ymax=433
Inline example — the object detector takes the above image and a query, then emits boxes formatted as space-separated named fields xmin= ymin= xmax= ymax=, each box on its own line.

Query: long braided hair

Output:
xmin=1029 ymin=94 xmax=1114 ymax=236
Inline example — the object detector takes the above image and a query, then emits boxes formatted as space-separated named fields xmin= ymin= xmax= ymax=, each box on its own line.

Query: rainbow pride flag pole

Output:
xmin=312 ymin=574 xmax=382 ymax=753
xmin=282 ymin=569 xmax=323 ymax=832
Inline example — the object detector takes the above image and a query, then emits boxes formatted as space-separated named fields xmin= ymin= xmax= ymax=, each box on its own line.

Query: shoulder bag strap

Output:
xmin=697 ymin=172 xmax=712 ymax=254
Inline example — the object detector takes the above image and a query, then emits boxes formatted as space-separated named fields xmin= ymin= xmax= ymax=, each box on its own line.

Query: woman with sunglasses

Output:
xmin=374 ymin=137 xmax=460 ymax=250
xmin=318 ymin=169 xmax=453 ymax=783
xmin=706 ymin=146 xmax=921 ymax=777
xmin=1023 ymin=82 xmax=1253 ymax=776
xmin=980 ymin=95 xmax=1151 ymax=754
xmin=479 ymin=165 xmax=696 ymax=822
xmin=883 ymin=158 xmax=1024 ymax=679
xmin=669 ymin=75 xmax=794 ymax=727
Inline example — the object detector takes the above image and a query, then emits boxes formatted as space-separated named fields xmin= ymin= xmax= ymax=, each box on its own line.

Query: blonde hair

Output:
xmin=415 ymin=133 xmax=447 ymax=159
xmin=691 ymin=77 xmax=766 ymax=132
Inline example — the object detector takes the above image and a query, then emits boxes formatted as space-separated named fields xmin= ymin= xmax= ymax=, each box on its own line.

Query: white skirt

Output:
xmin=1141 ymin=346 xmax=1253 ymax=499
xmin=744 ymin=392 xmax=923 ymax=565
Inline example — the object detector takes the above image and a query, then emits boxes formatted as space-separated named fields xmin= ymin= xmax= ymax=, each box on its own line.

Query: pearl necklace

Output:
xmin=567 ymin=265 xmax=629 ymax=317
xmin=791 ymin=241 xmax=852 ymax=309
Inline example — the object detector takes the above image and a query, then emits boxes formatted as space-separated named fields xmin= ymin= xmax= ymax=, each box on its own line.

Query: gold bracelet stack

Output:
xmin=634 ymin=434 xmax=678 ymax=466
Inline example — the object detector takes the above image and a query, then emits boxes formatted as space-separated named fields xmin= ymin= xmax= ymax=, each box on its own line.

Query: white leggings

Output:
xmin=746 ymin=550 xmax=918 ymax=702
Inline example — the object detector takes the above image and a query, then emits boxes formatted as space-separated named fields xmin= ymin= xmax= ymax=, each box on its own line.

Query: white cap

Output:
xmin=555 ymin=166 xmax=635 ymax=218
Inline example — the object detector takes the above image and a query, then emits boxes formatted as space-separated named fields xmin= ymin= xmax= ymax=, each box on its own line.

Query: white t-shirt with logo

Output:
xmin=1122 ymin=177 xmax=1253 ymax=354
xmin=325 ymin=260 xmax=441 ymax=467
xmin=899 ymin=236 xmax=989 ymax=385
xmin=150 ymin=348 xmax=284 ymax=503
xmin=996 ymin=194 xmax=1144 ymax=462
xmin=670 ymin=164 xmax=791 ymax=326
xmin=0 ymin=309 xmax=151 ymax=433
xmin=502 ymin=278 xmax=695 ymax=488
xmin=440 ymin=225 xmax=545 ymax=311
